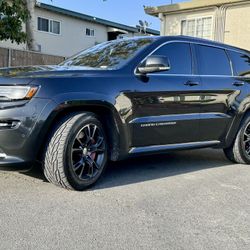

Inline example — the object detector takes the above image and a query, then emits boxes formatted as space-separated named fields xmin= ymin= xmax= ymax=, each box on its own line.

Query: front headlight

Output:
xmin=0 ymin=86 xmax=38 ymax=101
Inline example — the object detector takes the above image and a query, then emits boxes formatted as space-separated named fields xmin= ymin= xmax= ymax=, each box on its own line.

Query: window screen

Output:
xmin=181 ymin=17 xmax=212 ymax=39
xmin=38 ymin=17 xmax=49 ymax=32
xmin=50 ymin=20 xmax=60 ymax=34
xmin=38 ymin=17 xmax=60 ymax=34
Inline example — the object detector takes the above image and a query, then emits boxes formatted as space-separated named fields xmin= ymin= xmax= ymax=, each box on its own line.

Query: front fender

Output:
xmin=35 ymin=92 xmax=131 ymax=161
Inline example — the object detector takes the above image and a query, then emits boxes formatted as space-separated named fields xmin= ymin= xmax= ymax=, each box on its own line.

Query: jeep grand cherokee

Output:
xmin=0 ymin=36 xmax=249 ymax=190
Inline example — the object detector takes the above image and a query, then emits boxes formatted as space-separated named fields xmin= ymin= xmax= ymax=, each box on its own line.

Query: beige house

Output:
xmin=0 ymin=3 xmax=159 ymax=57
xmin=145 ymin=0 xmax=250 ymax=51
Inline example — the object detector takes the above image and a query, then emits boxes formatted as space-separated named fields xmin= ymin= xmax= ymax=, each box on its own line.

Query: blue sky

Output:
xmin=40 ymin=0 xmax=187 ymax=30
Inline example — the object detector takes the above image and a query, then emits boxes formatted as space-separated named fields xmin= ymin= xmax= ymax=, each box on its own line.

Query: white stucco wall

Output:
xmin=162 ymin=8 xmax=216 ymax=39
xmin=0 ymin=9 xmax=108 ymax=57
xmin=0 ymin=7 xmax=154 ymax=57
xmin=0 ymin=40 xmax=26 ymax=51
xmin=159 ymin=2 xmax=250 ymax=51
xmin=224 ymin=4 xmax=250 ymax=51
xmin=34 ymin=8 xmax=108 ymax=57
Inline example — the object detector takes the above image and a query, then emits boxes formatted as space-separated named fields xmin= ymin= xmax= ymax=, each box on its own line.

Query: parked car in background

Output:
xmin=0 ymin=36 xmax=249 ymax=190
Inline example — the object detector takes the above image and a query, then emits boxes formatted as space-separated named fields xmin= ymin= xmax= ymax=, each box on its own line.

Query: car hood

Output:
xmin=0 ymin=65 xmax=108 ymax=78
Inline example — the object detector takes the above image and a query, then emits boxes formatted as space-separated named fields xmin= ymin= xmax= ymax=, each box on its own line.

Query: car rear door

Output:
xmin=194 ymin=44 xmax=248 ymax=142
xmin=130 ymin=42 xmax=202 ymax=147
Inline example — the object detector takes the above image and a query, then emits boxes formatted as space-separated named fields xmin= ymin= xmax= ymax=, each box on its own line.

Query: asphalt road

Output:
xmin=0 ymin=148 xmax=250 ymax=250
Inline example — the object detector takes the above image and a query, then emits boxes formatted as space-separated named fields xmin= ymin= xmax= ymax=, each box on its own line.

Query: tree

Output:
xmin=0 ymin=0 xmax=29 ymax=44
xmin=1 ymin=0 xmax=107 ymax=51
xmin=25 ymin=0 xmax=37 ymax=51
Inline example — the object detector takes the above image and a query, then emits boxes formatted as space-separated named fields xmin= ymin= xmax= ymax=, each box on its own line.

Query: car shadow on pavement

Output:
xmin=93 ymin=148 xmax=232 ymax=190
xmin=17 ymin=148 xmax=232 ymax=189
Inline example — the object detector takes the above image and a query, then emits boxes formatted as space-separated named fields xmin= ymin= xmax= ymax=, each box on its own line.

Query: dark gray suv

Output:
xmin=0 ymin=36 xmax=249 ymax=190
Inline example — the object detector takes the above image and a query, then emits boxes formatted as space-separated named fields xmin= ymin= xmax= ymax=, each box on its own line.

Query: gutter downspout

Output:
xmin=218 ymin=1 xmax=250 ymax=43
xmin=159 ymin=13 xmax=165 ymax=35
xmin=8 ymin=49 xmax=12 ymax=67
xmin=214 ymin=6 xmax=220 ymax=42
xmin=214 ymin=5 xmax=226 ymax=42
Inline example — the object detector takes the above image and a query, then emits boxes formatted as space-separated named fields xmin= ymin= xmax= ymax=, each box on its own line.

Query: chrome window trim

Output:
xmin=134 ymin=39 xmax=248 ymax=78
xmin=146 ymin=74 xmax=236 ymax=78
xmin=225 ymin=49 xmax=234 ymax=77
xmin=129 ymin=112 xmax=231 ymax=124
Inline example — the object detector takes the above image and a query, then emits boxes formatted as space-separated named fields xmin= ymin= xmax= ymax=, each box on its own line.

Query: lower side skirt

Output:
xmin=129 ymin=140 xmax=220 ymax=154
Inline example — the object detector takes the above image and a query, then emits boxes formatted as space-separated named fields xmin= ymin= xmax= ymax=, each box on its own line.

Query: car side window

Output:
xmin=196 ymin=45 xmax=232 ymax=76
xmin=152 ymin=42 xmax=192 ymax=75
xmin=228 ymin=51 xmax=250 ymax=77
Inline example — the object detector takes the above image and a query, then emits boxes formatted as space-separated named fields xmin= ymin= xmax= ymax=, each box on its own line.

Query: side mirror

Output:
xmin=137 ymin=55 xmax=170 ymax=74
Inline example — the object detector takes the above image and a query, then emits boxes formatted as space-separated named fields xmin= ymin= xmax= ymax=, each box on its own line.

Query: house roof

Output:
xmin=145 ymin=0 xmax=248 ymax=16
xmin=36 ymin=2 xmax=160 ymax=35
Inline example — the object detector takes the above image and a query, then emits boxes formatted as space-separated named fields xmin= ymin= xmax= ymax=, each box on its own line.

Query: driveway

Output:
xmin=0 ymin=149 xmax=250 ymax=250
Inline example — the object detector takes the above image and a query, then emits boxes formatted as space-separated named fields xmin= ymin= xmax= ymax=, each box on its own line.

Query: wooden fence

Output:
xmin=0 ymin=47 xmax=65 ymax=68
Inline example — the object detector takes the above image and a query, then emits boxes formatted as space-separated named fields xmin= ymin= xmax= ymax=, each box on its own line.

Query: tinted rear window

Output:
xmin=228 ymin=51 xmax=250 ymax=77
xmin=152 ymin=42 xmax=192 ymax=75
xmin=196 ymin=45 xmax=232 ymax=76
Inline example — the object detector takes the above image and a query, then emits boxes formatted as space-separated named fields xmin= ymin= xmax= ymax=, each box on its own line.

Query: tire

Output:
xmin=44 ymin=112 xmax=108 ymax=191
xmin=223 ymin=115 xmax=250 ymax=164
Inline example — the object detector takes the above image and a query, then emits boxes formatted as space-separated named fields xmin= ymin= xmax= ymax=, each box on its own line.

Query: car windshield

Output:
xmin=60 ymin=37 xmax=156 ymax=69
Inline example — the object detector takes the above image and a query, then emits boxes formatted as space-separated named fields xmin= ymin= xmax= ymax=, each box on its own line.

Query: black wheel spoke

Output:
xmin=86 ymin=156 xmax=100 ymax=170
xmin=72 ymin=148 xmax=82 ymax=153
xmin=86 ymin=156 xmax=94 ymax=167
xmin=244 ymin=132 xmax=250 ymax=138
xmin=244 ymin=139 xmax=250 ymax=144
xmin=88 ymin=165 xmax=94 ymax=178
xmin=73 ymin=161 xmax=83 ymax=171
xmin=90 ymin=147 xmax=105 ymax=153
xmin=89 ymin=145 xmax=104 ymax=153
xmin=76 ymin=137 xmax=84 ymax=147
xmin=86 ymin=125 xmax=91 ymax=138
xmin=243 ymin=124 xmax=250 ymax=157
xmin=93 ymin=161 xmax=100 ymax=170
xmin=79 ymin=163 xmax=85 ymax=178
xmin=96 ymin=137 xmax=104 ymax=147
xmin=85 ymin=135 xmax=92 ymax=146
xmin=91 ymin=125 xmax=97 ymax=139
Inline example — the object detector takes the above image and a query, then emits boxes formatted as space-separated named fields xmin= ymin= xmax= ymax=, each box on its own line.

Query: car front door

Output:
xmin=129 ymin=42 xmax=203 ymax=148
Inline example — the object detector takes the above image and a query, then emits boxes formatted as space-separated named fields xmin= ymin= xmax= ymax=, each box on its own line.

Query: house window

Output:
xmin=38 ymin=17 xmax=49 ymax=32
xmin=50 ymin=20 xmax=60 ymax=34
xmin=38 ymin=17 xmax=60 ymax=35
xmin=181 ymin=17 xmax=212 ymax=39
xmin=86 ymin=28 xmax=95 ymax=37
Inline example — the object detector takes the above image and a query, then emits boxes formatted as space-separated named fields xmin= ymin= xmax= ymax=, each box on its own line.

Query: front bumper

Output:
xmin=0 ymin=97 xmax=53 ymax=167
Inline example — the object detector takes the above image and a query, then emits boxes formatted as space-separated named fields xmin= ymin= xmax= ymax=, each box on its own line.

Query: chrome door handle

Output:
xmin=233 ymin=81 xmax=244 ymax=86
xmin=184 ymin=81 xmax=199 ymax=86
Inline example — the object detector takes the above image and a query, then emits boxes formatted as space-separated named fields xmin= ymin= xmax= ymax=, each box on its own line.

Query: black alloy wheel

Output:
xmin=44 ymin=113 xmax=108 ymax=190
